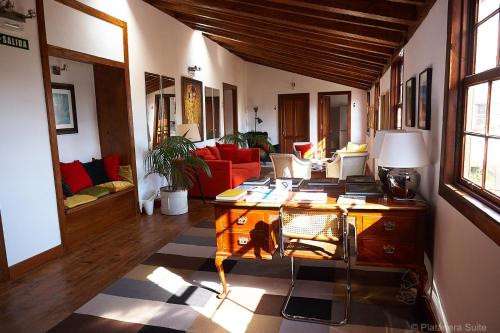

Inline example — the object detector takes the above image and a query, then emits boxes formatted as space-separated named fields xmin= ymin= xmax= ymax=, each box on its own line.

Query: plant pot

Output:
xmin=160 ymin=188 xmax=188 ymax=215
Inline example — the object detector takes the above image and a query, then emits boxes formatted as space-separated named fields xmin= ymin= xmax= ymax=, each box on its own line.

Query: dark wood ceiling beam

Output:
xmin=175 ymin=12 xmax=395 ymax=57
xmin=236 ymin=53 xmax=370 ymax=90
xmin=262 ymin=0 xmax=418 ymax=24
xmin=207 ymin=35 xmax=379 ymax=79
xmin=227 ymin=0 xmax=409 ymax=32
xmin=150 ymin=0 xmax=404 ymax=46
xmin=386 ymin=0 xmax=426 ymax=5
xmin=230 ymin=50 xmax=374 ymax=85
xmin=221 ymin=43 xmax=377 ymax=83
xmin=188 ymin=23 xmax=387 ymax=68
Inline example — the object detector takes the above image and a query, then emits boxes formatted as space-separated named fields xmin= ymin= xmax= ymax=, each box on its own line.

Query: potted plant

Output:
xmin=220 ymin=131 xmax=275 ymax=161
xmin=144 ymin=136 xmax=211 ymax=215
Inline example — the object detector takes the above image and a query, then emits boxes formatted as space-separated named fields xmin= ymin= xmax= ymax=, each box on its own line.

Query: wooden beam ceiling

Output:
xmin=144 ymin=0 xmax=437 ymax=90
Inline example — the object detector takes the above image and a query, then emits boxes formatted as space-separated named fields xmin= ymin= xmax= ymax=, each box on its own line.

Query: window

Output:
xmin=441 ymin=0 xmax=500 ymax=245
xmin=390 ymin=55 xmax=404 ymax=129
xmin=460 ymin=0 xmax=500 ymax=205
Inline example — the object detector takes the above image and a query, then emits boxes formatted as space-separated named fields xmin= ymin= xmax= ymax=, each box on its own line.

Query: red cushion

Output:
xmin=235 ymin=149 xmax=253 ymax=163
xmin=60 ymin=161 xmax=93 ymax=193
xmin=104 ymin=154 xmax=121 ymax=181
xmin=207 ymin=146 xmax=221 ymax=160
xmin=192 ymin=148 xmax=216 ymax=160
xmin=216 ymin=143 xmax=238 ymax=162
xmin=295 ymin=143 xmax=313 ymax=158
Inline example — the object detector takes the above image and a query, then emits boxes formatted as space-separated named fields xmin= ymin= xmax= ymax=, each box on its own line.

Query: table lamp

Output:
xmin=176 ymin=123 xmax=201 ymax=142
xmin=370 ymin=130 xmax=405 ymax=187
xmin=377 ymin=131 xmax=429 ymax=199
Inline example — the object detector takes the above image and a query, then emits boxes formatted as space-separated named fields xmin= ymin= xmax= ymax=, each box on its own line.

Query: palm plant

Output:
xmin=144 ymin=136 xmax=211 ymax=191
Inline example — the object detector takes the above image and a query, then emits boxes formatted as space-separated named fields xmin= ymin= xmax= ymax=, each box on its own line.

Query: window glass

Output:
xmin=463 ymin=135 xmax=486 ymax=186
xmin=466 ymin=83 xmax=488 ymax=133
xmin=478 ymin=0 xmax=500 ymax=21
xmin=489 ymin=80 xmax=500 ymax=135
xmin=475 ymin=14 xmax=499 ymax=73
xmin=485 ymin=138 xmax=500 ymax=195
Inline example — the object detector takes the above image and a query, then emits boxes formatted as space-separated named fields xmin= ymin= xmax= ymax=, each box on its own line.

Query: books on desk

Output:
xmin=216 ymin=189 xmax=247 ymax=202
xmin=345 ymin=183 xmax=383 ymax=197
xmin=337 ymin=195 xmax=366 ymax=205
xmin=270 ymin=178 xmax=304 ymax=189
xmin=306 ymin=178 xmax=340 ymax=186
xmin=345 ymin=175 xmax=375 ymax=183
xmin=243 ymin=177 xmax=271 ymax=186
xmin=246 ymin=189 xmax=289 ymax=203
xmin=291 ymin=192 xmax=327 ymax=203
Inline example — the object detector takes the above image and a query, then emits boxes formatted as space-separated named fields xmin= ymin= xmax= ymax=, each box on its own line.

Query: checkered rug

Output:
xmin=49 ymin=221 xmax=426 ymax=332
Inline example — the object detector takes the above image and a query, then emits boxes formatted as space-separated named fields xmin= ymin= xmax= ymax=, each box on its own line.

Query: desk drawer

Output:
xmin=221 ymin=231 xmax=272 ymax=257
xmin=223 ymin=210 xmax=268 ymax=232
xmin=357 ymin=239 xmax=416 ymax=265
xmin=359 ymin=214 xmax=417 ymax=241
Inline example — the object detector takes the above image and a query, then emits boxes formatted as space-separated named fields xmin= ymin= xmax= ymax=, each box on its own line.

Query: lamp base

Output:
xmin=378 ymin=166 xmax=393 ymax=188
xmin=387 ymin=168 xmax=420 ymax=199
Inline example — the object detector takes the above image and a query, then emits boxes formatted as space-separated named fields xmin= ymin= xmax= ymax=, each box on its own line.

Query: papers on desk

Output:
xmin=291 ymin=192 xmax=328 ymax=203
xmin=337 ymin=195 xmax=366 ymax=205
xmin=246 ymin=189 xmax=289 ymax=203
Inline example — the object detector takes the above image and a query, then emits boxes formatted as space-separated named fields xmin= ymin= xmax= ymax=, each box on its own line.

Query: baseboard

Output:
xmin=9 ymin=245 xmax=64 ymax=280
xmin=428 ymin=279 xmax=450 ymax=333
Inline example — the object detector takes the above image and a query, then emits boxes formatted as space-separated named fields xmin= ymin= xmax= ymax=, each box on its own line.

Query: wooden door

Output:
xmin=278 ymin=93 xmax=309 ymax=153
xmin=223 ymin=83 xmax=238 ymax=134
xmin=317 ymin=92 xmax=351 ymax=158
xmin=318 ymin=95 xmax=330 ymax=158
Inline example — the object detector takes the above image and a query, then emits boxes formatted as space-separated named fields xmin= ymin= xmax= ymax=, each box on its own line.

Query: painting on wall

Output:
xmin=52 ymin=83 xmax=78 ymax=135
xmin=418 ymin=68 xmax=432 ymax=130
xmin=405 ymin=77 xmax=416 ymax=127
xmin=181 ymin=76 xmax=203 ymax=141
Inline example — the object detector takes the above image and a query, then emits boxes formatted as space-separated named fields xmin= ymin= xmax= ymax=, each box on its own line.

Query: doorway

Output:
xmin=222 ymin=83 xmax=238 ymax=134
xmin=318 ymin=91 xmax=351 ymax=157
xmin=278 ymin=93 xmax=310 ymax=153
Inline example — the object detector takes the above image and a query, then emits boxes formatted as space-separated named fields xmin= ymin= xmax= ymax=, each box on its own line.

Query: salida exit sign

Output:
xmin=0 ymin=33 xmax=29 ymax=50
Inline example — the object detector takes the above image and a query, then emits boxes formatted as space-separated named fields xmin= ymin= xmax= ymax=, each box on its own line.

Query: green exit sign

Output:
xmin=0 ymin=33 xmax=29 ymax=50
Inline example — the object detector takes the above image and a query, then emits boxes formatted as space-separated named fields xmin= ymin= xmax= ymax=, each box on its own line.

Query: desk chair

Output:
xmin=279 ymin=206 xmax=351 ymax=325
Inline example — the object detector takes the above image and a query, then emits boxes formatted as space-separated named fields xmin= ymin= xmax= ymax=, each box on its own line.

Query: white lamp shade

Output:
xmin=370 ymin=129 xmax=406 ymax=159
xmin=378 ymin=131 xmax=429 ymax=168
xmin=176 ymin=123 xmax=201 ymax=142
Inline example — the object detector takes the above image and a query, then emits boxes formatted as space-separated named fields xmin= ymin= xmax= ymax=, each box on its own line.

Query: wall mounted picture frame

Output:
xmin=405 ymin=77 xmax=416 ymax=127
xmin=51 ymin=83 xmax=78 ymax=135
xmin=181 ymin=76 xmax=204 ymax=141
xmin=418 ymin=68 xmax=432 ymax=130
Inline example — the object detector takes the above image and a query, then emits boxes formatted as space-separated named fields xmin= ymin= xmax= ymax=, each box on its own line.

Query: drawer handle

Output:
xmin=237 ymin=216 xmax=248 ymax=225
xmin=383 ymin=244 xmax=395 ymax=254
xmin=238 ymin=237 xmax=249 ymax=245
xmin=384 ymin=221 xmax=395 ymax=231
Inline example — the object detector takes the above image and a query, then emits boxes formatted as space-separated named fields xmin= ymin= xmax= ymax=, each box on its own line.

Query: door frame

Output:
xmin=317 ymin=91 xmax=351 ymax=155
xmin=222 ymin=83 xmax=238 ymax=134
xmin=278 ymin=93 xmax=310 ymax=152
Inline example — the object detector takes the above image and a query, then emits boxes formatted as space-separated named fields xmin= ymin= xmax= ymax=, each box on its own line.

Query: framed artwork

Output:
xmin=418 ymin=68 xmax=432 ymax=130
xmin=405 ymin=77 xmax=416 ymax=127
xmin=181 ymin=76 xmax=203 ymax=141
xmin=52 ymin=83 xmax=78 ymax=135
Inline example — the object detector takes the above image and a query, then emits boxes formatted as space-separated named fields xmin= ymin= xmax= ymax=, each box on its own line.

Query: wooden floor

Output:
xmin=0 ymin=199 xmax=212 ymax=333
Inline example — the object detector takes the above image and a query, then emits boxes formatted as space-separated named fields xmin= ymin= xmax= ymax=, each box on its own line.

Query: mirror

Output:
xmin=145 ymin=72 xmax=176 ymax=149
xmin=205 ymin=87 xmax=221 ymax=140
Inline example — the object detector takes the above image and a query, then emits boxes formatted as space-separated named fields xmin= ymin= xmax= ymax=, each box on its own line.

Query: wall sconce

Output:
xmin=187 ymin=65 xmax=201 ymax=78
xmin=290 ymin=80 xmax=296 ymax=90
xmin=0 ymin=0 xmax=36 ymax=31
xmin=51 ymin=64 xmax=69 ymax=76
xmin=254 ymin=106 xmax=263 ymax=132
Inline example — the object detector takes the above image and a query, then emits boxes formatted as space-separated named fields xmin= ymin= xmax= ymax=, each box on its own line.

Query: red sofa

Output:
xmin=189 ymin=145 xmax=261 ymax=198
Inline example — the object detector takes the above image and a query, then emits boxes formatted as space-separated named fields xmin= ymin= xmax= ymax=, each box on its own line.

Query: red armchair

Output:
xmin=189 ymin=148 xmax=261 ymax=198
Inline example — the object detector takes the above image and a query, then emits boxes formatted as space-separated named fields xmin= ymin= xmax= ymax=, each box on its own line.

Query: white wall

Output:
xmin=245 ymin=63 xmax=367 ymax=146
xmin=49 ymin=57 xmax=101 ymax=163
xmin=401 ymin=0 xmax=500 ymax=330
xmin=0 ymin=0 xmax=61 ymax=265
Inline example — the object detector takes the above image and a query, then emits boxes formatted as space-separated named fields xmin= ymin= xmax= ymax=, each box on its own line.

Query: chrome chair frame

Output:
xmin=278 ymin=206 xmax=351 ymax=326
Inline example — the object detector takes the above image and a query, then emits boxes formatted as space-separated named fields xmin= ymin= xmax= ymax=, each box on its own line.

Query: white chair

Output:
xmin=270 ymin=153 xmax=312 ymax=180
xmin=292 ymin=142 xmax=315 ymax=159
xmin=326 ymin=152 xmax=368 ymax=180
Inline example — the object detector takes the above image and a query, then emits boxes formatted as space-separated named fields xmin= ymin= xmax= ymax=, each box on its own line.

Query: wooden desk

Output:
xmin=213 ymin=184 xmax=428 ymax=298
